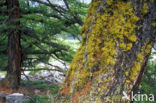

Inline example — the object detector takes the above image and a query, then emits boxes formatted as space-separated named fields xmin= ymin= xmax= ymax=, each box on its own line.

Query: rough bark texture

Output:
xmin=54 ymin=0 xmax=156 ymax=103
xmin=1 ymin=0 xmax=22 ymax=89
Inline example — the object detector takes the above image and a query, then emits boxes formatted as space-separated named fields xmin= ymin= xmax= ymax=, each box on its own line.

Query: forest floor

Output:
xmin=20 ymin=80 xmax=60 ymax=103
xmin=0 ymin=80 xmax=60 ymax=103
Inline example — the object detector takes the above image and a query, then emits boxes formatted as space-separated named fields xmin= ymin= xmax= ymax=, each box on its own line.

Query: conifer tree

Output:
xmin=0 ymin=0 xmax=89 ymax=88
xmin=1 ymin=0 xmax=22 ymax=89
xmin=54 ymin=0 xmax=156 ymax=102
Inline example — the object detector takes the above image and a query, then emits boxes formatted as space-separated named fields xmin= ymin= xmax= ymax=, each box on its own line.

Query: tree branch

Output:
xmin=31 ymin=0 xmax=67 ymax=13
xmin=22 ymin=11 xmax=62 ymax=20
xmin=63 ymin=0 xmax=69 ymax=10
xmin=24 ymin=51 xmax=53 ymax=55
xmin=22 ymin=30 xmax=68 ymax=51
xmin=22 ymin=68 xmax=60 ymax=71
xmin=30 ymin=0 xmax=83 ymax=25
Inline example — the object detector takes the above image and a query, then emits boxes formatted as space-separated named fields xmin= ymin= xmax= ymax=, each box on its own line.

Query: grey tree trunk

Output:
xmin=54 ymin=0 xmax=156 ymax=103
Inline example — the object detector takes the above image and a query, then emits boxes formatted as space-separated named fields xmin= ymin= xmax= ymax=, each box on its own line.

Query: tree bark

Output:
xmin=1 ymin=0 xmax=22 ymax=90
xmin=54 ymin=0 xmax=156 ymax=102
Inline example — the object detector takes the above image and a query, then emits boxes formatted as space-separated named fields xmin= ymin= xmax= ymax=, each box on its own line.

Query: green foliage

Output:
xmin=24 ymin=95 xmax=52 ymax=103
xmin=137 ymin=50 xmax=156 ymax=102
xmin=0 ymin=0 xmax=89 ymax=71
xmin=0 ymin=36 xmax=8 ymax=67
xmin=19 ymin=0 xmax=88 ymax=70
xmin=0 ymin=4 xmax=8 ymax=75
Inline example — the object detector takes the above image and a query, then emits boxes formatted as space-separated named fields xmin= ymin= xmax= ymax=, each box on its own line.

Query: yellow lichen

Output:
xmin=141 ymin=39 xmax=153 ymax=55
xmin=106 ymin=0 xmax=113 ymax=5
xmin=120 ymin=43 xmax=127 ymax=50
xmin=80 ymin=0 xmax=140 ymax=89
xmin=128 ymin=39 xmax=153 ymax=82
xmin=62 ymin=0 xmax=141 ymax=95
xmin=125 ymin=72 xmax=129 ymax=76
xmin=152 ymin=23 xmax=156 ymax=27
xmin=120 ymin=42 xmax=133 ymax=51
xmin=126 ymin=43 xmax=133 ymax=50
xmin=129 ymin=62 xmax=141 ymax=80
xmin=145 ymin=44 xmax=152 ymax=54
xmin=128 ymin=34 xmax=137 ymax=42
xmin=142 ymin=3 xmax=149 ymax=14
xmin=137 ymin=53 xmax=144 ymax=62
xmin=96 ymin=98 xmax=101 ymax=103
xmin=82 ymin=33 xmax=86 ymax=39
xmin=75 ymin=68 xmax=91 ymax=89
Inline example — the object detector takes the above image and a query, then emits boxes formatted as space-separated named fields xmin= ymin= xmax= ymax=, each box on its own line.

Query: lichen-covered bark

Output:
xmin=1 ymin=0 xmax=22 ymax=89
xmin=54 ymin=0 xmax=156 ymax=103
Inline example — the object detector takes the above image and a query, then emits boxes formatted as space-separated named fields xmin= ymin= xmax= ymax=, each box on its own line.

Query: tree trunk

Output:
xmin=1 ymin=0 xmax=21 ymax=90
xmin=54 ymin=0 xmax=156 ymax=102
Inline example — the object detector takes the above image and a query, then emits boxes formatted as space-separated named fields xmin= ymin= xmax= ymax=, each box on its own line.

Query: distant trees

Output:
xmin=54 ymin=0 xmax=156 ymax=102
xmin=0 ymin=0 xmax=89 ymax=89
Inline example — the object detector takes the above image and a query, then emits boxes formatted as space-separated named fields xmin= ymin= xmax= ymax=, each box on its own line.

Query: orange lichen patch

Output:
xmin=93 ymin=71 xmax=100 ymax=78
xmin=96 ymin=51 xmax=102 ymax=60
xmin=97 ymin=36 xmax=104 ymax=41
xmin=60 ymin=87 xmax=70 ymax=96
xmin=0 ymin=84 xmax=13 ymax=94
xmin=73 ymin=81 xmax=91 ymax=103
xmin=0 ymin=85 xmax=23 ymax=95
xmin=63 ymin=75 xmax=71 ymax=87
xmin=73 ymin=91 xmax=81 ymax=103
